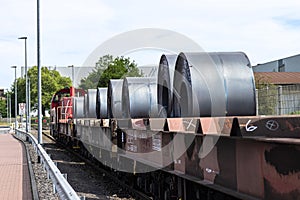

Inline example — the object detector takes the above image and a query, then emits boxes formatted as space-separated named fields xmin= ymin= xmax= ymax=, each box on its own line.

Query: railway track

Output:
xmin=31 ymin=129 xmax=152 ymax=200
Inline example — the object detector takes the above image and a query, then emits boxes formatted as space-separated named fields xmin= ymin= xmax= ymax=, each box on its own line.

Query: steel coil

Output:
xmin=107 ymin=79 xmax=124 ymax=118
xmin=157 ymin=54 xmax=177 ymax=117
xmin=96 ymin=87 xmax=108 ymax=119
xmin=86 ymin=89 xmax=97 ymax=118
xmin=83 ymin=94 xmax=88 ymax=118
xmin=73 ymin=96 xmax=85 ymax=119
xmin=172 ymin=52 xmax=256 ymax=117
xmin=122 ymin=77 xmax=158 ymax=118
xmin=217 ymin=52 xmax=256 ymax=116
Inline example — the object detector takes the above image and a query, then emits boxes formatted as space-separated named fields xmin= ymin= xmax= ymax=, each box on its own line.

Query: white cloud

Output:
xmin=1 ymin=0 xmax=300 ymax=88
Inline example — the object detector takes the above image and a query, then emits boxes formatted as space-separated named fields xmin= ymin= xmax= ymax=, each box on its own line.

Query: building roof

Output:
xmin=254 ymin=72 xmax=300 ymax=85
xmin=253 ymin=53 xmax=300 ymax=67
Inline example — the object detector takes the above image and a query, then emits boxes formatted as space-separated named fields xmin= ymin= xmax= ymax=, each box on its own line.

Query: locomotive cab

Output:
xmin=50 ymin=86 xmax=85 ymax=138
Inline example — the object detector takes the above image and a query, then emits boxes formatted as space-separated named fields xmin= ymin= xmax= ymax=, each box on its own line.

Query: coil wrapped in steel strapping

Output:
xmin=73 ymin=96 xmax=85 ymax=119
xmin=157 ymin=54 xmax=177 ymax=118
xmin=96 ymin=87 xmax=108 ymax=119
xmin=86 ymin=89 xmax=97 ymax=118
xmin=107 ymin=79 xmax=124 ymax=118
xmin=172 ymin=52 xmax=256 ymax=117
xmin=122 ymin=77 xmax=158 ymax=118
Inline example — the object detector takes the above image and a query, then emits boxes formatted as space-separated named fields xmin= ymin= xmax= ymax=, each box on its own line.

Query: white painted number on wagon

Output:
xmin=245 ymin=120 xmax=258 ymax=132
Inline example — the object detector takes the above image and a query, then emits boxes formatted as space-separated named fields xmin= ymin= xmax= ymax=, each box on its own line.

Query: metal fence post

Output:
xmin=278 ymin=86 xmax=283 ymax=115
xmin=255 ymin=89 xmax=258 ymax=115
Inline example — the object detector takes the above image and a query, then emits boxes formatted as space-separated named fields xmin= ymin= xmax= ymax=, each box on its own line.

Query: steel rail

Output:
xmin=15 ymin=129 xmax=82 ymax=200
xmin=42 ymin=129 xmax=153 ymax=200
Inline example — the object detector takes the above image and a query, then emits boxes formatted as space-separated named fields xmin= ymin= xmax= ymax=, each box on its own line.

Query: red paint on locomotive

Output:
xmin=50 ymin=86 xmax=86 ymax=124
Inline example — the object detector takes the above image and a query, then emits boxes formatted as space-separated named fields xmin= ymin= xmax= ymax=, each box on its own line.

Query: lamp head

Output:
xmin=18 ymin=37 xmax=27 ymax=40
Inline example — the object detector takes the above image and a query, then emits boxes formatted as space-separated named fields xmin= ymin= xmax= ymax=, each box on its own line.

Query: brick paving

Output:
xmin=0 ymin=134 xmax=32 ymax=200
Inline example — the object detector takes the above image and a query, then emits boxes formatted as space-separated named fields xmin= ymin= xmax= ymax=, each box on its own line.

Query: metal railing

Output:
xmin=15 ymin=129 xmax=82 ymax=200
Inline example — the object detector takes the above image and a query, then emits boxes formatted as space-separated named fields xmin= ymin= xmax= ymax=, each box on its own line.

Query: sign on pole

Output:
xmin=19 ymin=103 xmax=26 ymax=116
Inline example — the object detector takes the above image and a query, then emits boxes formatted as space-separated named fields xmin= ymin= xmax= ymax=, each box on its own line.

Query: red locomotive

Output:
xmin=50 ymin=86 xmax=85 ymax=140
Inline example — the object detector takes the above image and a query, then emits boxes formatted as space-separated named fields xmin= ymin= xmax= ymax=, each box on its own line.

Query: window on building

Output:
xmin=278 ymin=59 xmax=285 ymax=72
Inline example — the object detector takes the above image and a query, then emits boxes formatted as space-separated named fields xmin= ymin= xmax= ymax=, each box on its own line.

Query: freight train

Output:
xmin=50 ymin=52 xmax=300 ymax=200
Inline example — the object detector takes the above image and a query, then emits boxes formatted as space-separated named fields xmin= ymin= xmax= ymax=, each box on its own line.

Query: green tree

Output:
xmin=97 ymin=56 xmax=142 ymax=87
xmin=255 ymin=74 xmax=277 ymax=115
xmin=10 ymin=66 xmax=71 ymax=117
xmin=1 ymin=91 xmax=13 ymax=119
xmin=79 ymin=54 xmax=113 ymax=90
xmin=0 ymin=99 xmax=7 ymax=118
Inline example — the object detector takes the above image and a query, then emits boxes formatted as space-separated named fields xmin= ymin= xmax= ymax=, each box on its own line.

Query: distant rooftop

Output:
xmin=254 ymin=72 xmax=300 ymax=85
xmin=138 ymin=65 xmax=158 ymax=77
xmin=255 ymin=53 xmax=300 ymax=66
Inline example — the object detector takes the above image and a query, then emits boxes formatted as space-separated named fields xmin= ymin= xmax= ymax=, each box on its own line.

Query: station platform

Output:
xmin=0 ymin=133 xmax=33 ymax=200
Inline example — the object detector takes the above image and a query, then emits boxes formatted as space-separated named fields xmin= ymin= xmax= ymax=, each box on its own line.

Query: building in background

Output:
xmin=253 ymin=53 xmax=300 ymax=115
xmin=253 ymin=54 xmax=300 ymax=72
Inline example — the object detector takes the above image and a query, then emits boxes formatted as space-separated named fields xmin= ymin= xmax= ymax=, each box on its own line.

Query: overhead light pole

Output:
xmin=6 ymin=89 xmax=11 ymax=125
xmin=6 ymin=89 xmax=9 ymax=124
xmin=11 ymin=66 xmax=17 ymax=131
xmin=68 ymin=65 xmax=75 ymax=97
xmin=37 ymin=0 xmax=42 ymax=144
xmin=9 ymin=92 xmax=11 ymax=125
xmin=68 ymin=65 xmax=75 ymax=87
xmin=18 ymin=36 xmax=29 ymax=133
xmin=28 ymin=78 xmax=31 ymax=132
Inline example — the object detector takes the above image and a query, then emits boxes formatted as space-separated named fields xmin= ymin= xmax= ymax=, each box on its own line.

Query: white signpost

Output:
xmin=19 ymin=103 xmax=26 ymax=116
xmin=18 ymin=103 xmax=26 ymax=129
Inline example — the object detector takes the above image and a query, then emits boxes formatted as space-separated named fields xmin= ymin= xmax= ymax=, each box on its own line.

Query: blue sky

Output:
xmin=1 ymin=0 xmax=300 ymax=89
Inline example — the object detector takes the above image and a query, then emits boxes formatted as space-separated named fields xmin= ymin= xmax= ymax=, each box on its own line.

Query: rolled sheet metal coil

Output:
xmin=217 ymin=52 xmax=256 ymax=116
xmin=172 ymin=52 xmax=256 ymax=117
xmin=96 ymin=87 xmax=108 ymax=119
xmin=173 ymin=52 xmax=223 ymax=117
xmin=107 ymin=79 xmax=124 ymax=118
xmin=157 ymin=54 xmax=177 ymax=117
xmin=122 ymin=77 xmax=158 ymax=118
xmin=73 ymin=96 xmax=85 ymax=119
xmin=86 ymin=89 xmax=97 ymax=118
xmin=83 ymin=94 xmax=88 ymax=118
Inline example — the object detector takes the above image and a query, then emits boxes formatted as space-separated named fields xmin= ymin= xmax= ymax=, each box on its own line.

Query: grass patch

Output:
xmin=0 ymin=122 xmax=10 ymax=126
